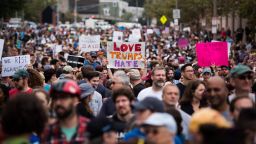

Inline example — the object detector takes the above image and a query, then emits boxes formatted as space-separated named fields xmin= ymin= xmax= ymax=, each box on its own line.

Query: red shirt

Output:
xmin=9 ymin=88 xmax=33 ymax=99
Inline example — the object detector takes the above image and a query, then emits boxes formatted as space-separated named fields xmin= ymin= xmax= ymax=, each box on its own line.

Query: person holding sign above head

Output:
xmin=9 ymin=69 xmax=32 ymax=99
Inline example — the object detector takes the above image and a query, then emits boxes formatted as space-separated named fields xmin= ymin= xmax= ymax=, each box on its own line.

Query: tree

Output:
xmin=0 ymin=0 xmax=26 ymax=18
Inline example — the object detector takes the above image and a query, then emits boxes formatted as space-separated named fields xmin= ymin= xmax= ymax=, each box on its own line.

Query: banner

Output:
xmin=196 ymin=42 xmax=228 ymax=67
xmin=79 ymin=35 xmax=100 ymax=52
xmin=177 ymin=38 xmax=189 ymax=49
xmin=1 ymin=55 xmax=30 ymax=77
xmin=67 ymin=55 xmax=85 ymax=68
xmin=113 ymin=31 xmax=123 ymax=42
xmin=0 ymin=39 xmax=4 ymax=59
xmin=107 ymin=42 xmax=145 ymax=68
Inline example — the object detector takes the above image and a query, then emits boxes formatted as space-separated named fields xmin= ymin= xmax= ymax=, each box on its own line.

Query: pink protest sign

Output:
xmin=196 ymin=42 xmax=228 ymax=67
xmin=178 ymin=38 xmax=189 ymax=49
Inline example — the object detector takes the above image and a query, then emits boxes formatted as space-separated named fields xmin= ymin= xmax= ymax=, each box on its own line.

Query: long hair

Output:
xmin=27 ymin=68 xmax=44 ymax=88
xmin=179 ymin=80 xmax=206 ymax=105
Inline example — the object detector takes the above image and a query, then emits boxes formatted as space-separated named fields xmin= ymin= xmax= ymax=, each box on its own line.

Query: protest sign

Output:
xmin=79 ymin=35 xmax=100 ymax=52
xmin=147 ymin=29 xmax=154 ymax=34
xmin=177 ymin=38 xmax=189 ymax=49
xmin=211 ymin=40 xmax=231 ymax=57
xmin=67 ymin=55 xmax=85 ymax=68
xmin=129 ymin=29 xmax=141 ymax=42
xmin=107 ymin=42 xmax=145 ymax=68
xmin=113 ymin=31 xmax=123 ymax=42
xmin=0 ymin=39 xmax=4 ymax=59
xmin=53 ymin=45 xmax=63 ymax=57
xmin=1 ymin=55 xmax=30 ymax=77
xmin=196 ymin=42 xmax=228 ymax=67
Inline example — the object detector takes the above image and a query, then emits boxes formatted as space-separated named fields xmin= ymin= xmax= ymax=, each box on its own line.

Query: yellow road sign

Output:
xmin=160 ymin=15 xmax=167 ymax=25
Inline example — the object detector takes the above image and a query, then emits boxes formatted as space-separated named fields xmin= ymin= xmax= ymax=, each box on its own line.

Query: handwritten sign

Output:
xmin=79 ymin=35 xmax=100 ymax=52
xmin=1 ymin=55 xmax=30 ymax=77
xmin=178 ymin=38 xmax=189 ymax=49
xmin=113 ymin=31 xmax=123 ymax=42
xmin=0 ymin=39 xmax=4 ymax=59
xmin=196 ymin=42 xmax=228 ymax=67
xmin=107 ymin=42 xmax=145 ymax=68
xmin=67 ymin=55 xmax=85 ymax=68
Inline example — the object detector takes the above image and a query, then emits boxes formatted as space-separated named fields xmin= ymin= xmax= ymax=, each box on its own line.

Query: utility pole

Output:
xmin=176 ymin=0 xmax=178 ymax=9
xmin=56 ymin=0 xmax=59 ymax=25
xmin=74 ymin=0 xmax=77 ymax=24
xmin=213 ymin=0 xmax=217 ymax=39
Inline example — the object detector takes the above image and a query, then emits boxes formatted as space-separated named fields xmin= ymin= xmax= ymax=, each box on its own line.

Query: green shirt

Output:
xmin=61 ymin=126 xmax=77 ymax=142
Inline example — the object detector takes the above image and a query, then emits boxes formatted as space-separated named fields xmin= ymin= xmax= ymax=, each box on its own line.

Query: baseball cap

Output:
xmin=12 ymin=69 xmax=29 ymax=80
xmin=79 ymin=83 xmax=95 ymax=99
xmin=90 ymin=51 xmax=97 ymax=57
xmin=189 ymin=108 xmax=231 ymax=133
xmin=230 ymin=64 xmax=253 ymax=77
xmin=50 ymin=79 xmax=81 ymax=97
xmin=202 ymin=67 xmax=212 ymax=75
xmin=129 ymin=69 xmax=141 ymax=80
xmin=63 ymin=65 xmax=73 ymax=73
xmin=133 ymin=97 xmax=164 ymax=112
xmin=143 ymin=113 xmax=177 ymax=134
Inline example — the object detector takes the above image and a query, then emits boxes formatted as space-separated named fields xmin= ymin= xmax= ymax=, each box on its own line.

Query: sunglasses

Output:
xmin=238 ymin=74 xmax=253 ymax=80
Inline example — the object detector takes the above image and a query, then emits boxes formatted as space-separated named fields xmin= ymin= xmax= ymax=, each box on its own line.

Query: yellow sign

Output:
xmin=160 ymin=15 xmax=167 ymax=25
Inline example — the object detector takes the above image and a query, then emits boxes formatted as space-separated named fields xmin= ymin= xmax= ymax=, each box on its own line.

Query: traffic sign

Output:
xmin=160 ymin=15 xmax=168 ymax=25
xmin=173 ymin=9 xmax=180 ymax=19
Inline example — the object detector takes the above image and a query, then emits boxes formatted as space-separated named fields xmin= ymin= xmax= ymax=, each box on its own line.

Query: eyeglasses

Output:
xmin=238 ymin=74 xmax=253 ymax=80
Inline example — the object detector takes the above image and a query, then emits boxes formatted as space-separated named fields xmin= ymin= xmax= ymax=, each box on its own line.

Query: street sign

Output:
xmin=160 ymin=15 xmax=168 ymax=25
xmin=173 ymin=9 xmax=180 ymax=19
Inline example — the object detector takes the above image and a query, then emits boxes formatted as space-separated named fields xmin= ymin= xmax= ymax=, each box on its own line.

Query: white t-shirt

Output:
xmin=137 ymin=87 xmax=163 ymax=101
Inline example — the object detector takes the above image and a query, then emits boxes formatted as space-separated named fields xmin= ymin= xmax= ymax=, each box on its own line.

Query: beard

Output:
xmin=54 ymin=104 xmax=74 ymax=120
xmin=153 ymin=79 xmax=165 ymax=88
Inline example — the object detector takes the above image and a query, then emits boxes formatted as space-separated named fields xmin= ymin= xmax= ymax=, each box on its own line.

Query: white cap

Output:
xmin=143 ymin=113 xmax=177 ymax=134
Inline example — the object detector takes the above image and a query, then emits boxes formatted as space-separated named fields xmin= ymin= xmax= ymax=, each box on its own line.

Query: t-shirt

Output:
xmin=228 ymin=93 xmax=255 ymax=103
xmin=9 ymin=88 xmax=33 ymax=99
xmin=133 ymin=83 xmax=145 ymax=97
xmin=61 ymin=126 xmax=77 ymax=142
xmin=176 ymin=83 xmax=186 ymax=98
xmin=137 ymin=87 xmax=162 ymax=101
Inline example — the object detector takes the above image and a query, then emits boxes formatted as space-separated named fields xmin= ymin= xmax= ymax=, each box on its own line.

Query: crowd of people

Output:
xmin=0 ymin=23 xmax=255 ymax=144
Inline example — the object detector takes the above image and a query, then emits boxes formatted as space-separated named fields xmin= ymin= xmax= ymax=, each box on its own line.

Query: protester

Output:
xmin=110 ymin=87 xmax=135 ymax=140
xmin=229 ymin=64 xmax=255 ymax=102
xmin=138 ymin=66 xmax=166 ymax=101
xmin=41 ymin=79 xmax=90 ymax=143
xmin=179 ymin=80 xmax=208 ymax=115
xmin=128 ymin=69 xmax=145 ymax=97
xmin=1 ymin=93 xmax=48 ymax=143
xmin=77 ymin=83 xmax=95 ymax=118
xmin=206 ymin=76 xmax=233 ymax=121
xmin=142 ymin=113 xmax=177 ymax=144
xmin=9 ymin=69 xmax=33 ymax=98
xmin=230 ymin=96 xmax=254 ymax=121
xmin=177 ymin=64 xmax=195 ymax=97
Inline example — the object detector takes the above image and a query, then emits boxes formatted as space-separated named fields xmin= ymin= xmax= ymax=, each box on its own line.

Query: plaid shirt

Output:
xmin=41 ymin=116 xmax=89 ymax=144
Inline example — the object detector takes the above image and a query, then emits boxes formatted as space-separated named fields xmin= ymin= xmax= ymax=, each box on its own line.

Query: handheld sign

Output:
xmin=196 ymin=42 xmax=228 ymax=67
xmin=113 ymin=31 xmax=123 ymax=42
xmin=2 ymin=55 xmax=30 ymax=77
xmin=0 ymin=39 xmax=4 ymax=59
xmin=79 ymin=35 xmax=100 ymax=52
xmin=67 ymin=55 xmax=85 ymax=68
xmin=177 ymin=38 xmax=189 ymax=49
xmin=107 ymin=42 xmax=145 ymax=68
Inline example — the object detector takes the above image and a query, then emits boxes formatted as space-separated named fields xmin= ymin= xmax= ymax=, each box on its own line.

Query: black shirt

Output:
xmin=76 ymin=103 xmax=94 ymax=119
xmin=177 ymin=83 xmax=186 ymax=98
xmin=133 ymin=83 xmax=145 ymax=97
